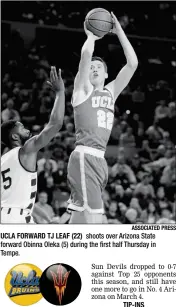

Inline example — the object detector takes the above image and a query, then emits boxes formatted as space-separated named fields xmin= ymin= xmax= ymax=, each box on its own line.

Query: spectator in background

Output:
xmin=53 ymin=159 xmax=68 ymax=191
xmin=120 ymin=120 xmax=128 ymax=134
xmin=156 ymin=186 xmax=170 ymax=210
xmin=38 ymin=159 xmax=55 ymax=191
xmin=19 ymin=89 xmax=30 ymax=105
xmin=65 ymin=137 xmax=75 ymax=157
xmin=110 ymin=118 xmax=122 ymax=144
xmin=38 ymin=55 xmax=50 ymax=70
xmin=38 ymin=159 xmax=68 ymax=203
xmin=125 ymin=208 xmax=138 ymax=224
xmin=52 ymin=146 xmax=66 ymax=162
xmin=153 ymin=144 xmax=166 ymax=160
xmin=147 ymin=201 xmax=159 ymax=223
xmin=2 ymin=73 xmax=11 ymax=85
xmin=31 ymin=125 xmax=41 ymax=137
xmin=130 ymin=153 xmax=143 ymax=179
xmin=129 ymin=113 xmax=140 ymax=135
xmin=110 ymin=155 xmax=136 ymax=184
xmin=131 ymin=85 xmax=145 ymax=113
xmin=129 ymin=197 xmax=142 ymax=214
xmin=32 ymin=191 xmax=59 ymax=223
xmin=3 ymin=80 xmax=14 ymax=94
xmin=155 ymin=99 xmax=169 ymax=122
xmin=61 ymin=122 xmax=74 ymax=138
xmin=44 ymin=176 xmax=55 ymax=205
xmin=134 ymin=173 xmax=155 ymax=199
xmin=161 ymin=131 xmax=174 ymax=149
xmin=140 ymin=200 xmax=158 ymax=224
xmin=49 ymin=132 xmax=63 ymax=149
xmin=160 ymin=158 xmax=176 ymax=202
xmin=1 ymin=92 xmax=8 ymax=108
xmin=121 ymin=112 xmax=129 ymax=122
xmin=146 ymin=119 xmax=164 ymax=148
xmin=138 ymin=139 xmax=153 ymax=163
xmin=106 ymin=201 xmax=121 ymax=224
xmin=39 ymin=95 xmax=52 ymax=125
xmin=157 ymin=208 xmax=175 ymax=224
xmin=167 ymin=101 xmax=176 ymax=144
xmin=155 ymin=80 xmax=172 ymax=102
xmin=35 ymin=67 xmax=48 ymax=84
xmin=37 ymin=156 xmax=58 ymax=174
xmin=61 ymin=122 xmax=75 ymax=155
xmin=119 ymin=126 xmax=136 ymax=148
xmin=117 ymin=202 xmax=128 ymax=222
xmin=19 ymin=101 xmax=36 ymax=127
xmin=12 ymin=87 xmax=20 ymax=104
xmin=144 ymin=149 xmax=174 ymax=174
xmin=168 ymin=101 xmax=176 ymax=119
xmin=63 ymin=115 xmax=72 ymax=129
xmin=132 ymin=86 xmax=145 ymax=104
xmin=1 ymin=98 xmax=20 ymax=122
xmin=109 ymin=155 xmax=137 ymax=199
xmin=136 ymin=121 xmax=145 ymax=147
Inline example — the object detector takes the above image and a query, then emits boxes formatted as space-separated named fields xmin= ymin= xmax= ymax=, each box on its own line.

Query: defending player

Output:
xmin=67 ymin=12 xmax=138 ymax=223
xmin=1 ymin=67 xmax=65 ymax=223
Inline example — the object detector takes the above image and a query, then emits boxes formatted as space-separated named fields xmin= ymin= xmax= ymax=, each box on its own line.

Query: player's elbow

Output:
xmin=127 ymin=52 xmax=138 ymax=70
xmin=48 ymin=121 xmax=63 ymax=133
xmin=128 ymin=59 xmax=138 ymax=71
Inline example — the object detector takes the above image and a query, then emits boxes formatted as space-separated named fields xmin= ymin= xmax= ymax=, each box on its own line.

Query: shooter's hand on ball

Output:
xmin=110 ymin=12 xmax=122 ymax=34
xmin=109 ymin=11 xmax=138 ymax=69
xmin=84 ymin=21 xmax=102 ymax=40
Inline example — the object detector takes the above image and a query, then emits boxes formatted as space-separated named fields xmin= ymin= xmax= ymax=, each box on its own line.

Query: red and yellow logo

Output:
xmin=4 ymin=263 xmax=42 ymax=306
xmin=50 ymin=264 xmax=70 ymax=305
xmin=40 ymin=263 xmax=82 ymax=305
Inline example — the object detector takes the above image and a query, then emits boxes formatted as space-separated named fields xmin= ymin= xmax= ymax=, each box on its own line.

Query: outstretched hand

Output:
xmin=47 ymin=66 xmax=65 ymax=92
xmin=84 ymin=21 xmax=102 ymax=40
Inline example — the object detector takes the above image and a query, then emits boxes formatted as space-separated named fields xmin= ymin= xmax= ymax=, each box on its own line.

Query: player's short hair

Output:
xmin=1 ymin=120 xmax=17 ymax=148
xmin=91 ymin=56 xmax=108 ymax=73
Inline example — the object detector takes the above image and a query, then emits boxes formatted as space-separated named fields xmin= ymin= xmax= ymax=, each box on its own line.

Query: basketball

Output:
xmin=85 ymin=8 xmax=113 ymax=37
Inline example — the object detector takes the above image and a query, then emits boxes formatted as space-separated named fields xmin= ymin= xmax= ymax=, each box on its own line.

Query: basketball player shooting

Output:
xmin=1 ymin=67 xmax=65 ymax=224
xmin=67 ymin=11 xmax=138 ymax=223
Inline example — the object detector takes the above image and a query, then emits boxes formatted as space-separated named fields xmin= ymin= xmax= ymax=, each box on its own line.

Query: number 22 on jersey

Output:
xmin=97 ymin=110 xmax=114 ymax=130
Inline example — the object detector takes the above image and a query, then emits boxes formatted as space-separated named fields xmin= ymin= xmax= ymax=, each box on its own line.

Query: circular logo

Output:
xmin=4 ymin=263 xmax=43 ymax=306
xmin=40 ymin=263 xmax=82 ymax=305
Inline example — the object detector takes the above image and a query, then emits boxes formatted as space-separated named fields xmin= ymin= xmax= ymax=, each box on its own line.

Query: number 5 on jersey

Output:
xmin=1 ymin=168 xmax=12 ymax=190
xmin=97 ymin=110 xmax=114 ymax=130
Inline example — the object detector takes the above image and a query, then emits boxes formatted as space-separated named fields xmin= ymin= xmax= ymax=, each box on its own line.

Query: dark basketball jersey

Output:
xmin=74 ymin=88 xmax=114 ymax=151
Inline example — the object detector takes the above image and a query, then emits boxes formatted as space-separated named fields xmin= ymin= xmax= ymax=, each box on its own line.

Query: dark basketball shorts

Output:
xmin=67 ymin=146 xmax=108 ymax=213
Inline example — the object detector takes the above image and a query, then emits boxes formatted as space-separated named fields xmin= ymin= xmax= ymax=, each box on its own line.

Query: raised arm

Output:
xmin=22 ymin=67 xmax=65 ymax=153
xmin=106 ymin=12 xmax=138 ymax=101
xmin=74 ymin=23 xmax=101 ymax=94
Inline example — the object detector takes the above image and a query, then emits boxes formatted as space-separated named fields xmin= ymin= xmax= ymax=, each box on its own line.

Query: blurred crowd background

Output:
xmin=1 ymin=1 xmax=176 ymax=224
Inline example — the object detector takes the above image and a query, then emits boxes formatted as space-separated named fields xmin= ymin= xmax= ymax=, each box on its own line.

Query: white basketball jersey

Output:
xmin=1 ymin=147 xmax=37 ymax=209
